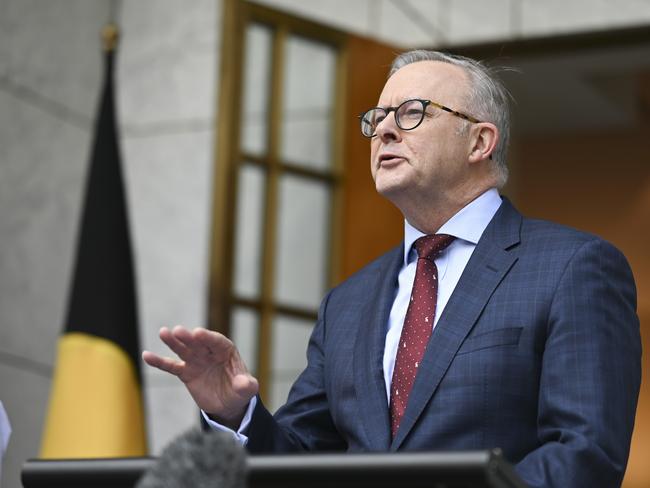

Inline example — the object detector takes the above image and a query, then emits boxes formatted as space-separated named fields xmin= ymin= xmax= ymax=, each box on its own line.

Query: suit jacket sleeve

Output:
xmin=515 ymin=237 xmax=641 ymax=487
xmin=246 ymin=290 xmax=346 ymax=453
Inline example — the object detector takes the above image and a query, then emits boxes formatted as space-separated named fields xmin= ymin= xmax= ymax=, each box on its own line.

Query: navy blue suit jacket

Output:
xmin=246 ymin=199 xmax=641 ymax=487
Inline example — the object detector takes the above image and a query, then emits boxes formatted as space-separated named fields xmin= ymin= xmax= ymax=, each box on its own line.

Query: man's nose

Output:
xmin=375 ymin=111 xmax=401 ymax=142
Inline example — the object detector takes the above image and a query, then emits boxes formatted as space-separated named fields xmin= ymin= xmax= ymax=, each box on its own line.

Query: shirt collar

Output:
xmin=403 ymin=188 xmax=503 ymax=265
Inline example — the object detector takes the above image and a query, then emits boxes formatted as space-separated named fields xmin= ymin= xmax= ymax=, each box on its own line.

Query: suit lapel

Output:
xmin=353 ymin=245 xmax=403 ymax=451
xmin=390 ymin=198 xmax=522 ymax=450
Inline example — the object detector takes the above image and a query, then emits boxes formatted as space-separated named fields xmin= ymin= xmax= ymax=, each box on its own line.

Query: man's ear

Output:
xmin=468 ymin=122 xmax=498 ymax=163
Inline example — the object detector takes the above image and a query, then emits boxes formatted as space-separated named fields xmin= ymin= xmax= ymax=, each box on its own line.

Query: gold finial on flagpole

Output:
xmin=102 ymin=23 xmax=119 ymax=52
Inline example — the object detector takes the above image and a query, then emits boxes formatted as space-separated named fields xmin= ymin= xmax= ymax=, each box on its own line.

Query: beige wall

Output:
xmin=0 ymin=2 xmax=219 ymax=487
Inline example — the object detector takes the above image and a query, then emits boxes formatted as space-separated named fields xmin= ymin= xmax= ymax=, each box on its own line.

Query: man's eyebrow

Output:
xmin=377 ymin=96 xmax=423 ymax=108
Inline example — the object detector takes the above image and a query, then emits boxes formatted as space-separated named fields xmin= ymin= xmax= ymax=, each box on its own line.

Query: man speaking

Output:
xmin=143 ymin=50 xmax=641 ymax=488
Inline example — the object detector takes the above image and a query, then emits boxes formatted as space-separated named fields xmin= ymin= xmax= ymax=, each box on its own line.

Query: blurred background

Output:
xmin=1 ymin=1 xmax=648 ymax=487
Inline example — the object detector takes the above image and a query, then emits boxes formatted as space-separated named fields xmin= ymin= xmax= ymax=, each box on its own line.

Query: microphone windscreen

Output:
xmin=136 ymin=429 xmax=247 ymax=488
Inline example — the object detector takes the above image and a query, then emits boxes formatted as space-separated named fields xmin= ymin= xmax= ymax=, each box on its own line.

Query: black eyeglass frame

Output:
xmin=358 ymin=98 xmax=482 ymax=138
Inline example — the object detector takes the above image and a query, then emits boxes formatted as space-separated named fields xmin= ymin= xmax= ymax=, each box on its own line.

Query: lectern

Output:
xmin=23 ymin=449 xmax=528 ymax=488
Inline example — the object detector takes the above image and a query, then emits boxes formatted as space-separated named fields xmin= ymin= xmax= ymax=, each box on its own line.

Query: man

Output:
xmin=143 ymin=50 xmax=641 ymax=487
xmin=0 ymin=401 xmax=11 ymax=482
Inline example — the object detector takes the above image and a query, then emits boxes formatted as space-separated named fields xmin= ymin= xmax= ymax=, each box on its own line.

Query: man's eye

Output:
xmin=374 ymin=114 xmax=386 ymax=124
xmin=403 ymin=108 xmax=423 ymax=119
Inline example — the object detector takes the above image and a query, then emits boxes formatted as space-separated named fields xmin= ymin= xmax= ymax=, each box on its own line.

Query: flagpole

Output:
xmin=102 ymin=23 xmax=119 ymax=53
xmin=103 ymin=0 xmax=121 ymax=52
xmin=104 ymin=0 xmax=121 ymax=51
xmin=40 ymin=9 xmax=148 ymax=458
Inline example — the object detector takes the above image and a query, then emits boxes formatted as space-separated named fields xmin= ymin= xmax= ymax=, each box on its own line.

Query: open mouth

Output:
xmin=378 ymin=154 xmax=405 ymax=167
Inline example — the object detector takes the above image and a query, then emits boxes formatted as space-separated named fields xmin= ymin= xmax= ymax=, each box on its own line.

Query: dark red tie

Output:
xmin=390 ymin=234 xmax=455 ymax=438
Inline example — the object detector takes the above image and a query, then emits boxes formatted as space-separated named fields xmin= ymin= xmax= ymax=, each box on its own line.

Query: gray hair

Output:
xmin=390 ymin=50 xmax=512 ymax=187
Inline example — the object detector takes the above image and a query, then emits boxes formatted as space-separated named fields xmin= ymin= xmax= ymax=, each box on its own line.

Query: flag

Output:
xmin=40 ymin=25 xmax=147 ymax=458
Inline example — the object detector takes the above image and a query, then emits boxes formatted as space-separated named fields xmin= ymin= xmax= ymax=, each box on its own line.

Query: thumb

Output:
xmin=232 ymin=374 xmax=259 ymax=400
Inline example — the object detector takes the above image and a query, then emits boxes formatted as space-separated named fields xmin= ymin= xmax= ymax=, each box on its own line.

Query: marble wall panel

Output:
xmin=143 ymin=372 xmax=200 ymax=452
xmin=121 ymin=130 xmax=214 ymax=355
xmin=376 ymin=0 xmax=440 ymax=47
xmin=446 ymin=0 xmax=513 ymax=45
xmin=1 ymin=0 xmax=222 ymax=471
xmin=0 ymin=4 xmax=109 ymax=486
xmin=117 ymin=0 xmax=219 ymax=127
xmin=521 ymin=0 xmax=650 ymax=37
xmin=0 ymin=90 xmax=90 ymax=369
xmin=251 ymin=0 xmax=372 ymax=37
xmin=116 ymin=0 xmax=221 ymax=454
xmin=256 ymin=0 xmax=650 ymax=49
xmin=121 ymin=128 xmax=215 ymax=452
xmin=385 ymin=0 xmax=448 ymax=46
xmin=0 ymin=0 xmax=108 ymax=119
xmin=0 ymin=366 xmax=51 ymax=488
xmin=0 ymin=5 xmax=10 ymax=76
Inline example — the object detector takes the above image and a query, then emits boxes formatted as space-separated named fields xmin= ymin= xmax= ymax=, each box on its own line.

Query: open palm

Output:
xmin=142 ymin=326 xmax=258 ymax=427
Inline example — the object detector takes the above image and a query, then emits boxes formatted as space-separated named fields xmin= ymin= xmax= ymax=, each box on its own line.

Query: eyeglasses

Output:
xmin=358 ymin=98 xmax=481 ymax=138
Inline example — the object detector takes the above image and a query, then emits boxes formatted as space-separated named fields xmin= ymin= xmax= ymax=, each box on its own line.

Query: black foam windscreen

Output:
xmin=136 ymin=429 xmax=247 ymax=488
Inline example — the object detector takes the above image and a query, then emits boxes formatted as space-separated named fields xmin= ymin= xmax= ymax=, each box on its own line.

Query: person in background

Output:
xmin=144 ymin=50 xmax=641 ymax=488
xmin=0 ymin=400 xmax=11 ymax=482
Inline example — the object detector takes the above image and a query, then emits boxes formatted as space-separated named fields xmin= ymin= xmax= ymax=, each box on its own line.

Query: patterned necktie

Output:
xmin=390 ymin=234 xmax=455 ymax=438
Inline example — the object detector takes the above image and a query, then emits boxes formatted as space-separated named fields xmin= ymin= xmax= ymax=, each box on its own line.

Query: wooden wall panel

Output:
xmin=340 ymin=36 xmax=403 ymax=281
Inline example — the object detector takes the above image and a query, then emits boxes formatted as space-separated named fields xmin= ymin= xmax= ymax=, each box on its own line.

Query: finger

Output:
xmin=159 ymin=326 xmax=192 ymax=359
xmin=176 ymin=327 xmax=231 ymax=362
xmin=169 ymin=325 xmax=217 ymax=363
xmin=169 ymin=325 xmax=201 ymax=350
xmin=165 ymin=326 xmax=223 ymax=368
xmin=192 ymin=327 xmax=234 ymax=358
xmin=142 ymin=350 xmax=185 ymax=376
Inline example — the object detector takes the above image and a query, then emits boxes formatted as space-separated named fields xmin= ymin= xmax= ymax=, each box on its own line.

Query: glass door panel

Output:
xmin=241 ymin=23 xmax=273 ymax=156
xmin=233 ymin=163 xmax=266 ymax=299
xmin=270 ymin=314 xmax=314 ymax=411
xmin=280 ymin=36 xmax=337 ymax=170
xmin=274 ymin=174 xmax=331 ymax=309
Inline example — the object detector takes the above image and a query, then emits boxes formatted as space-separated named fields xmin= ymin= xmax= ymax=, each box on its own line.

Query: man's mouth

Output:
xmin=378 ymin=153 xmax=405 ymax=167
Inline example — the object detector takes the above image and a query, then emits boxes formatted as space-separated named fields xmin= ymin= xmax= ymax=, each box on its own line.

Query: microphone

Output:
xmin=136 ymin=428 xmax=247 ymax=488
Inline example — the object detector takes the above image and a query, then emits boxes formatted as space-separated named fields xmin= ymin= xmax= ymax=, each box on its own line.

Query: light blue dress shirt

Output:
xmin=205 ymin=188 xmax=503 ymax=442
xmin=383 ymin=188 xmax=502 ymax=401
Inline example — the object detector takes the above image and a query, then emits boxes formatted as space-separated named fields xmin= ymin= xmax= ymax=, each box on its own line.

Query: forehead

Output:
xmin=378 ymin=60 xmax=470 ymax=106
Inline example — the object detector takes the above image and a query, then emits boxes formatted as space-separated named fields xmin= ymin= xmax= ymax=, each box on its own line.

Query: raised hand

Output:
xmin=142 ymin=326 xmax=258 ymax=428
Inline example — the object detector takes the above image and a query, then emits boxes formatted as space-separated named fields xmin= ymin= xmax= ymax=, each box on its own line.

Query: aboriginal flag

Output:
xmin=40 ymin=26 xmax=147 ymax=458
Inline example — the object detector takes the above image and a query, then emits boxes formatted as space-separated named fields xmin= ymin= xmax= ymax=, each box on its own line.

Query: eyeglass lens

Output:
xmin=360 ymin=99 xmax=427 ymax=137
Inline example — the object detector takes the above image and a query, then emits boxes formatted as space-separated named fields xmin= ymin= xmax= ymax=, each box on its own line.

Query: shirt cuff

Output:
xmin=200 ymin=396 xmax=257 ymax=445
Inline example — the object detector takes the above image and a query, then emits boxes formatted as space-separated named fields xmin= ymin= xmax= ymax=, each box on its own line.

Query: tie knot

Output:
xmin=413 ymin=234 xmax=455 ymax=261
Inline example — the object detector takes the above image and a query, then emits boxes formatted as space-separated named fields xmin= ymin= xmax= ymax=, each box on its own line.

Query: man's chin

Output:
xmin=375 ymin=179 xmax=408 ymax=201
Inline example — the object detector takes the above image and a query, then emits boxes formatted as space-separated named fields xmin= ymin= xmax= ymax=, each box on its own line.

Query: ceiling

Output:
xmin=448 ymin=26 xmax=650 ymax=135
